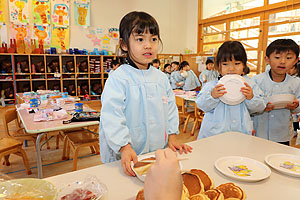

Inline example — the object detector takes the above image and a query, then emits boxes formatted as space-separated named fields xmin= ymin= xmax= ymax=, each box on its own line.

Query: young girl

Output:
xmin=199 ymin=59 xmax=219 ymax=86
xmin=99 ymin=11 xmax=192 ymax=176
xmin=170 ymin=62 xmax=185 ymax=89
xmin=196 ymin=41 xmax=266 ymax=139
xmin=179 ymin=61 xmax=201 ymax=91
xmin=163 ymin=63 xmax=172 ymax=83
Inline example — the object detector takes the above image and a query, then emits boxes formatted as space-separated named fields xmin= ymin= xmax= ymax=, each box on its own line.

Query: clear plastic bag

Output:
xmin=58 ymin=176 xmax=108 ymax=200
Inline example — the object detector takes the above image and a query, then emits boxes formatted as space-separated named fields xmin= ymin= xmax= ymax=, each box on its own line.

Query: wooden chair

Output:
xmin=191 ymin=102 xmax=204 ymax=136
xmin=175 ymin=96 xmax=195 ymax=133
xmin=0 ymin=138 xmax=32 ymax=175
xmin=61 ymin=129 xmax=100 ymax=171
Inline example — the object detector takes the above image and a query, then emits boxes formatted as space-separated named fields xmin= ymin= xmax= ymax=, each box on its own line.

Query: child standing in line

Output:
xmin=163 ymin=63 xmax=172 ymax=83
xmin=170 ymin=61 xmax=185 ymax=89
xmin=152 ymin=58 xmax=160 ymax=69
xmin=179 ymin=61 xmax=201 ymax=91
xmin=99 ymin=11 xmax=192 ymax=176
xmin=199 ymin=59 xmax=219 ymax=86
xmin=252 ymin=39 xmax=300 ymax=145
xmin=196 ymin=41 xmax=266 ymax=139
xmin=108 ymin=59 xmax=120 ymax=76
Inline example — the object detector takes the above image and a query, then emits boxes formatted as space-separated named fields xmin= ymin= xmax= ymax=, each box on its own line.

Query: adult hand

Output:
xmin=168 ymin=134 xmax=192 ymax=154
xmin=144 ymin=148 xmax=183 ymax=200
xmin=120 ymin=144 xmax=138 ymax=176
xmin=211 ymin=84 xmax=226 ymax=99
xmin=240 ymin=82 xmax=253 ymax=100
xmin=286 ymin=98 xmax=299 ymax=110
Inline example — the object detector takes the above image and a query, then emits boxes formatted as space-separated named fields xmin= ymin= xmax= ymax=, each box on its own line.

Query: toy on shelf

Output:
xmin=80 ymin=84 xmax=89 ymax=95
xmin=0 ymin=43 xmax=8 ymax=53
xmin=33 ymin=61 xmax=45 ymax=73
xmin=67 ymin=84 xmax=76 ymax=96
xmin=78 ymin=60 xmax=88 ymax=72
xmin=17 ymin=40 xmax=25 ymax=54
xmin=17 ymin=60 xmax=29 ymax=73
xmin=91 ymin=83 xmax=101 ymax=95
xmin=7 ymin=39 xmax=17 ymax=53
xmin=89 ymin=48 xmax=100 ymax=55
xmin=48 ymin=60 xmax=59 ymax=73
xmin=63 ymin=60 xmax=75 ymax=72
xmin=0 ymin=60 xmax=12 ymax=73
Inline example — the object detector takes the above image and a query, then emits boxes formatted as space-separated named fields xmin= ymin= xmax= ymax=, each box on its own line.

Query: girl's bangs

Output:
xmin=132 ymin=19 xmax=159 ymax=36
xmin=219 ymin=50 xmax=245 ymax=63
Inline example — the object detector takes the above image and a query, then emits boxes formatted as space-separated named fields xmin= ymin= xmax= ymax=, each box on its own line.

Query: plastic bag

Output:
xmin=63 ymin=111 xmax=100 ymax=124
xmin=58 ymin=176 xmax=107 ymax=200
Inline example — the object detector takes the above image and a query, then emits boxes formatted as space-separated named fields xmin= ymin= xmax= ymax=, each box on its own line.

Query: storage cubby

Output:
xmin=14 ymin=55 xmax=30 ymax=74
xmin=63 ymin=80 xmax=76 ymax=96
xmin=31 ymin=55 xmax=46 ymax=74
xmin=46 ymin=55 xmax=60 ymax=73
xmin=76 ymin=56 xmax=88 ymax=73
xmin=103 ymin=56 xmax=113 ymax=73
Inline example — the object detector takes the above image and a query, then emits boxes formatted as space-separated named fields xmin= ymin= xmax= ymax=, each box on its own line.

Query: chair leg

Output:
xmin=94 ymin=144 xmax=100 ymax=154
xmin=62 ymin=136 xmax=68 ymax=160
xmin=44 ymin=135 xmax=51 ymax=149
xmin=19 ymin=149 xmax=32 ymax=175
xmin=56 ymin=135 xmax=60 ymax=149
xmin=191 ymin=121 xmax=198 ymax=136
xmin=73 ymin=148 xmax=80 ymax=171
xmin=66 ymin=140 xmax=71 ymax=160
xmin=3 ymin=154 xmax=10 ymax=166
xmin=89 ymin=146 xmax=96 ymax=154
xmin=183 ymin=115 xmax=191 ymax=133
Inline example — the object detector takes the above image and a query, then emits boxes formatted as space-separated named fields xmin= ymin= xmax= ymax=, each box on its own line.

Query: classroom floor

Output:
xmin=0 ymin=102 xmax=199 ymax=179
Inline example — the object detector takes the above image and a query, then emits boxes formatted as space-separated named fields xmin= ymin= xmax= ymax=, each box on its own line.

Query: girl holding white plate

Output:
xmin=196 ymin=41 xmax=267 ymax=139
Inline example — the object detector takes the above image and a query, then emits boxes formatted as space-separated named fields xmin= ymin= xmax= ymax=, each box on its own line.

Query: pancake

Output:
xmin=204 ymin=189 xmax=224 ymax=200
xmin=190 ymin=169 xmax=214 ymax=191
xmin=181 ymin=184 xmax=190 ymax=200
xmin=190 ymin=193 xmax=210 ymax=200
xmin=182 ymin=172 xmax=204 ymax=196
xmin=136 ymin=189 xmax=145 ymax=200
xmin=216 ymin=183 xmax=246 ymax=200
xmin=133 ymin=157 xmax=155 ymax=176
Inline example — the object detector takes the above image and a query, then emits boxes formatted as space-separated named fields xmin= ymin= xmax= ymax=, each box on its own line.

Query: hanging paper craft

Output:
xmin=51 ymin=25 xmax=69 ymax=50
xmin=10 ymin=23 xmax=30 ymax=44
xmin=33 ymin=0 xmax=50 ymax=24
xmin=9 ymin=0 xmax=29 ymax=24
xmin=0 ymin=23 xmax=8 ymax=44
xmin=74 ymin=2 xmax=90 ymax=26
xmin=0 ymin=0 xmax=6 ymax=22
xmin=32 ymin=24 xmax=50 ymax=48
xmin=51 ymin=0 xmax=69 ymax=26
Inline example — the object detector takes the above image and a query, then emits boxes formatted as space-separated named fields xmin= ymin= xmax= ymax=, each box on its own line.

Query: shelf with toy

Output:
xmin=15 ymin=79 xmax=30 ymax=81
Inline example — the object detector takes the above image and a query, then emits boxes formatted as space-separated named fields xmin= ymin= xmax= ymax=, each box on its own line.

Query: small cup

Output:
xmin=30 ymin=98 xmax=41 ymax=108
xmin=62 ymin=92 xmax=68 ymax=98
xmin=75 ymin=103 xmax=83 ymax=112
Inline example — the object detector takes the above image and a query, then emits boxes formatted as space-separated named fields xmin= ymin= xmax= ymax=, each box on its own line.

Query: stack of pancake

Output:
xmin=136 ymin=168 xmax=246 ymax=200
xmin=133 ymin=157 xmax=156 ymax=176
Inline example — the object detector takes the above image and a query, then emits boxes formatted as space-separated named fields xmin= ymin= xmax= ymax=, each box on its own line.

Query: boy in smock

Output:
xmin=252 ymin=39 xmax=300 ymax=145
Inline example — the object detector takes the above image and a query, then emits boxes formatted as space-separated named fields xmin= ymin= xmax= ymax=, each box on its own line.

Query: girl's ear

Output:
xmin=119 ymin=39 xmax=128 ymax=52
xmin=265 ymin=56 xmax=270 ymax=65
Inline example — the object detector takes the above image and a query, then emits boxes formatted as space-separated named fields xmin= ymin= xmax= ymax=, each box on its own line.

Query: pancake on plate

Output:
xmin=216 ymin=183 xmax=246 ymax=200
xmin=135 ymin=189 xmax=145 ymax=200
xmin=190 ymin=169 xmax=214 ymax=191
xmin=190 ymin=193 xmax=210 ymax=200
xmin=204 ymin=189 xmax=224 ymax=200
xmin=182 ymin=172 xmax=204 ymax=196
xmin=133 ymin=157 xmax=155 ymax=176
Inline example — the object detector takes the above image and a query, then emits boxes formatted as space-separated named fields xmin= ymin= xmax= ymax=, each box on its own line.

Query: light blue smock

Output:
xmin=183 ymin=70 xmax=201 ymax=91
xmin=196 ymin=76 xmax=267 ymax=139
xmin=99 ymin=64 xmax=179 ymax=163
xmin=170 ymin=71 xmax=184 ymax=89
xmin=199 ymin=69 xmax=219 ymax=86
xmin=251 ymin=71 xmax=300 ymax=142
xmin=164 ymin=72 xmax=171 ymax=83
xmin=108 ymin=69 xmax=114 ymax=76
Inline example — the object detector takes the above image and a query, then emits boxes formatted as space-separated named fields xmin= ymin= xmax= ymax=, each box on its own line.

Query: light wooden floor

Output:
xmin=0 ymin=101 xmax=199 ymax=179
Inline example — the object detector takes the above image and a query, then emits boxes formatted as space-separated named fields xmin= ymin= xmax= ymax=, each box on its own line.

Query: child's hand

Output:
xmin=240 ymin=82 xmax=253 ymax=100
xmin=120 ymin=144 xmax=138 ymax=176
xmin=168 ymin=134 xmax=192 ymax=154
xmin=286 ymin=98 xmax=299 ymax=110
xmin=211 ymin=84 xmax=226 ymax=99
xmin=264 ymin=102 xmax=275 ymax=112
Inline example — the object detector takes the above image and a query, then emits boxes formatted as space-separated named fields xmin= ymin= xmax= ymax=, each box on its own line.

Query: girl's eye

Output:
xmin=275 ymin=56 xmax=280 ymax=59
xmin=235 ymin=62 xmax=241 ymax=65
xmin=152 ymin=37 xmax=158 ymax=42
xmin=222 ymin=63 xmax=228 ymax=66
xmin=287 ymin=57 xmax=293 ymax=60
xmin=137 ymin=38 xmax=143 ymax=42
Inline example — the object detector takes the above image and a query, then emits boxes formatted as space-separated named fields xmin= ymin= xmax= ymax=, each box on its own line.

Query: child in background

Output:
xmin=242 ymin=66 xmax=250 ymax=77
xmin=99 ymin=11 xmax=192 ymax=176
xmin=108 ymin=59 xmax=120 ymax=76
xmin=199 ymin=59 xmax=219 ymax=86
xmin=196 ymin=41 xmax=266 ymax=139
xmin=152 ymin=58 xmax=160 ymax=69
xmin=179 ymin=61 xmax=201 ymax=91
xmin=170 ymin=61 xmax=185 ymax=89
xmin=163 ymin=63 xmax=172 ymax=83
xmin=252 ymin=39 xmax=300 ymax=145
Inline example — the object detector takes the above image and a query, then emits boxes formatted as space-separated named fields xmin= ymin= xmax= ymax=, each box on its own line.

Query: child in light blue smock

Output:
xmin=199 ymin=59 xmax=219 ymax=86
xmin=170 ymin=61 xmax=184 ymax=89
xmin=196 ymin=41 xmax=266 ymax=139
xmin=252 ymin=39 xmax=300 ymax=145
xmin=108 ymin=59 xmax=120 ymax=76
xmin=179 ymin=61 xmax=201 ymax=91
xmin=163 ymin=63 xmax=172 ymax=83
xmin=99 ymin=11 xmax=192 ymax=176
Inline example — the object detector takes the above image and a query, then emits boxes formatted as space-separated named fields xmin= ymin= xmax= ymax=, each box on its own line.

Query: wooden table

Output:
xmin=45 ymin=132 xmax=300 ymax=200
xmin=17 ymin=105 xmax=99 ymax=178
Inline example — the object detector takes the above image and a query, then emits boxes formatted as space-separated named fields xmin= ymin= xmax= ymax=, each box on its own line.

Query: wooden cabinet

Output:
xmin=0 ymin=53 xmax=125 ymax=104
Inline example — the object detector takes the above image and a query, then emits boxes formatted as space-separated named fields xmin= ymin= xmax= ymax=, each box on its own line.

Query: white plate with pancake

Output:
xmin=218 ymin=75 xmax=246 ymax=105
xmin=215 ymin=156 xmax=271 ymax=182
xmin=265 ymin=153 xmax=300 ymax=177
xmin=267 ymin=94 xmax=295 ymax=109
xmin=131 ymin=154 xmax=183 ymax=182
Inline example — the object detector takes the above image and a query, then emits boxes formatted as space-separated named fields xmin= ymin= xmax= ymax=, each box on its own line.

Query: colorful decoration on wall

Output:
xmin=108 ymin=28 xmax=119 ymax=40
xmin=33 ymin=0 xmax=50 ymax=25
xmin=0 ymin=23 xmax=8 ymax=44
xmin=10 ymin=23 xmax=30 ymax=44
xmin=85 ymin=28 xmax=119 ymax=52
xmin=9 ymin=0 xmax=29 ymax=24
xmin=74 ymin=2 xmax=90 ymax=27
xmin=51 ymin=25 xmax=69 ymax=50
xmin=0 ymin=1 xmax=6 ymax=22
xmin=51 ymin=0 xmax=69 ymax=26
xmin=32 ymin=24 xmax=50 ymax=48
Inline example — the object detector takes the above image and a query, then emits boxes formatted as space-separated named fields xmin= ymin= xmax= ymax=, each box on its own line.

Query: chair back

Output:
xmin=3 ymin=108 xmax=20 ymax=137
xmin=175 ymin=96 xmax=184 ymax=114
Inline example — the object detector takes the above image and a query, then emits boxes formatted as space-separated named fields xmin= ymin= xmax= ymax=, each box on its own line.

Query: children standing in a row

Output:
xmin=199 ymin=59 xmax=219 ymax=86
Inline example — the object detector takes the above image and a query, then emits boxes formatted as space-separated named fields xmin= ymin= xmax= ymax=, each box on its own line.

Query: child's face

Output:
xmin=153 ymin=63 xmax=160 ymax=69
xmin=183 ymin=65 xmax=190 ymax=71
xmin=165 ymin=65 xmax=171 ymax=73
xmin=206 ymin=63 xmax=214 ymax=70
xmin=123 ymin=31 xmax=158 ymax=69
xmin=171 ymin=64 xmax=179 ymax=71
xmin=266 ymin=50 xmax=299 ymax=77
xmin=219 ymin=58 xmax=244 ymax=76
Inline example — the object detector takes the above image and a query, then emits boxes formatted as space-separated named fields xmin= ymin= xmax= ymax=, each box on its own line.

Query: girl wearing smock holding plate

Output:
xmin=196 ymin=41 xmax=266 ymax=139
xmin=99 ymin=11 xmax=192 ymax=176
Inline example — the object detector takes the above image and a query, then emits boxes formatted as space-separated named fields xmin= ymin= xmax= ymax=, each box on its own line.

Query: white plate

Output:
xmin=131 ymin=154 xmax=183 ymax=182
xmin=214 ymin=156 xmax=271 ymax=182
xmin=265 ymin=153 xmax=300 ymax=177
xmin=268 ymin=94 xmax=295 ymax=109
xmin=218 ymin=75 xmax=246 ymax=105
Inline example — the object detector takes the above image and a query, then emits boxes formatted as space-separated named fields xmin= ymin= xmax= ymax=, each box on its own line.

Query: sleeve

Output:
xmin=291 ymin=78 xmax=300 ymax=113
xmin=244 ymin=78 xmax=267 ymax=114
xmin=191 ymin=70 xmax=201 ymax=87
xmin=199 ymin=71 xmax=205 ymax=85
xmin=170 ymin=72 xmax=178 ymax=89
xmin=196 ymin=81 xmax=220 ymax=112
xmin=166 ymin=80 xmax=180 ymax=135
xmin=100 ymin=76 xmax=131 ymax=154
